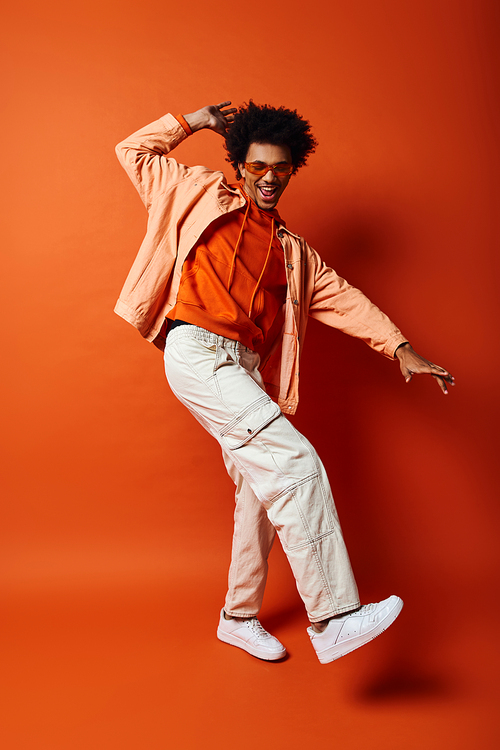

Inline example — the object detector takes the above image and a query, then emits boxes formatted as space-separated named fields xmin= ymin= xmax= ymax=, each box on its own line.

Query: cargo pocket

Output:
xmin=219 ymin=395 xmax=281 ymax=450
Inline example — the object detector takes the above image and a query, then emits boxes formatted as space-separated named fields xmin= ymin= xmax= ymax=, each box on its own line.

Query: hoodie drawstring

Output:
xmin=248 ymin=217 xmax=275 ymax=318
xmin=228 ymin=192 xmax=278 ymax=320
xmin=227 ymin=198 xmax=250 ymax=293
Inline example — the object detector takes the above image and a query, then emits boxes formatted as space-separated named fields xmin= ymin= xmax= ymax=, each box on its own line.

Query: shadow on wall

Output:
xmin=293 ymin=193 xmax=409 ymax=288
xmin=292 ymin=204 xmax=408 ymax=538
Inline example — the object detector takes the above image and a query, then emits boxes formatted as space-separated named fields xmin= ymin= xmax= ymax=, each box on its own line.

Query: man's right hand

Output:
xmin=183 ymin=101 xmax=237 ymax=136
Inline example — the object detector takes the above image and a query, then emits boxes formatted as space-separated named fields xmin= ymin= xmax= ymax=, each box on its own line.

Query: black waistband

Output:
xmin=167 ymin=319 xmax=192 ymax=335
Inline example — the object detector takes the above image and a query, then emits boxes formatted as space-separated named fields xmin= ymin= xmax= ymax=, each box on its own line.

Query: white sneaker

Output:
xmin=217 ymin=609 xmax=286 ymax=661
xmin=308 ymin=595 xmax=403 ymax=664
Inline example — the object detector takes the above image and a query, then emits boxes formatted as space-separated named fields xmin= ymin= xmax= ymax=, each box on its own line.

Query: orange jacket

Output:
xmin=115 ymin=113 xmax=408 ymax=415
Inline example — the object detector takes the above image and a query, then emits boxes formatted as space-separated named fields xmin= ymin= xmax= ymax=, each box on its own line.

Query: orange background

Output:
xmin=1 ymin=1 xmax=499 ymax=748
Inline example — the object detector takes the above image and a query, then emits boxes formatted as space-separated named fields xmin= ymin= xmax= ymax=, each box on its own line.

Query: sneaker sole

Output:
xmin=315 ymin=596 xmax=404 ymax=665
xmin=217 ymin=628 xmax=287 ymax=661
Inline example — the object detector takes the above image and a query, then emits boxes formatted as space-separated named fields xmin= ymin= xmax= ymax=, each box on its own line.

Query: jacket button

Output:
xmin=247 ymin=428 xmax=252 ymax=434
xmin=293 ymin=300 xmax=299 ymax=305
xmin=278 ymin=230 xmax=284 ymax=238
xmin=287 ymin=263 xmax=293 ymax=269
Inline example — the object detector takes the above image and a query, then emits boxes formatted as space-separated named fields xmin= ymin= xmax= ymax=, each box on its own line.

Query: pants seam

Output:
xmin=265 ymin=472 xmax=319 ymax=504
xmin=285 ymin=528 xmax=336 ymax=551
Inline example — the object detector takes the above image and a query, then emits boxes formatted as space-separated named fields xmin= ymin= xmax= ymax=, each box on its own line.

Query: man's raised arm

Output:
xmin=115 ymin=101 xmax=236 ymax=207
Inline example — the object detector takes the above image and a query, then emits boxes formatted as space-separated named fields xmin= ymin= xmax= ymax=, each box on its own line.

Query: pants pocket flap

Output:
xmin=219 ymin=396 xmax=281 ymax=450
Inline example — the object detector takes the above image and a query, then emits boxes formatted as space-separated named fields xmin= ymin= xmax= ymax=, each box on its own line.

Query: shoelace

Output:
xmin=350 ymin=603 xmax=375 ymax=616
xmin=245 ymin=618 xmax=271 ymax=639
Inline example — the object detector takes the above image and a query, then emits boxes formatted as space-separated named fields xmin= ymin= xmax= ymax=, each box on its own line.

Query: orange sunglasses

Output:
xmin=244 ymin=162 xmax=294 ymax=177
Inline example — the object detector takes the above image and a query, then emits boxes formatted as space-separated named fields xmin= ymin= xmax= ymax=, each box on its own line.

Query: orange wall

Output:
xmin=1 ymin=1 xmax=499 ymax=748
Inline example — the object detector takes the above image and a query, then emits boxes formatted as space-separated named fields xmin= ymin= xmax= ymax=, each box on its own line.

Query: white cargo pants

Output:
xmin=164 ymin=324 xmax=360 ymax=622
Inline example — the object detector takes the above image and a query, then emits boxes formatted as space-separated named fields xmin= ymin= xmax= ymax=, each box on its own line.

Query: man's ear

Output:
xmin=238 ymin=163 xmax=245 ymax=179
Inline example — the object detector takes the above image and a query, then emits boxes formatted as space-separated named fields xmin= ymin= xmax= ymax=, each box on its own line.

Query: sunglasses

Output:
xmin=244 ymin=161 xmax=294 ymax=177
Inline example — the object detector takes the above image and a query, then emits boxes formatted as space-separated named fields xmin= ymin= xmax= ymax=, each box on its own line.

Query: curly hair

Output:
xmin=225 ymin=101 xmax=318 ymax=179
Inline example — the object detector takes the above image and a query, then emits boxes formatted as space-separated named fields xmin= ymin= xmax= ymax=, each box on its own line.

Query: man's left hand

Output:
xmin=395 ymin=343 xmax=455 ymax=394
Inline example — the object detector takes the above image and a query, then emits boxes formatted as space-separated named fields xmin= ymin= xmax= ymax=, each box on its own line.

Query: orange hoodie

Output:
xmin=168 ymin=186 xmax=287 ymax=355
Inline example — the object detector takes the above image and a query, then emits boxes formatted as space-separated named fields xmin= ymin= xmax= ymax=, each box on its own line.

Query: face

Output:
xmin=239 ymin=142 xmax=292 ymax=211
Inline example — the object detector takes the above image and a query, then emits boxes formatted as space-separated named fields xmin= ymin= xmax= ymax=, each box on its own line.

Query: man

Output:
xmin=115 ymin=100 xmax=454 ymax=664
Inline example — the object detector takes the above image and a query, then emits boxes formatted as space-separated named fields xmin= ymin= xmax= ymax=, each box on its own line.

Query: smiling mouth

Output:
xmin=257 ymin=185 xmax=278 ymax=201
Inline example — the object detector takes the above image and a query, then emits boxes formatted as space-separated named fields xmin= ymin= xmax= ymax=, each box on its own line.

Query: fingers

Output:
xmin=216 ymin=101 xmax=237 ymax=115
xmin=432 ymin=374 xmax=449 ymax=395
xmin=401 ymin=365 xmax=413 ymax=383
xmin=405 ymin=368 xmax=454 ymax=394
xmin=213 ymin=102 xmax=237 ymax=133
xmin=221 ymin=111 xmax=236 ymax=124
xmin=403 ymin=365 xmax=455 ymax=393
xmin=398 ymin=347 xmax=455 ymax=394
xmin=430 ymin=365 xmax=455 ymax=387
xmin=205 ymin=102 xmax=237 ymax=136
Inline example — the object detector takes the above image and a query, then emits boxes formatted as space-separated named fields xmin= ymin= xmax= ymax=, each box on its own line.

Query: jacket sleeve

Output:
xmin=115 ymin=113 xmax=197 ymax=210
xmin=307 ymin=245 xmax=408 ymax=359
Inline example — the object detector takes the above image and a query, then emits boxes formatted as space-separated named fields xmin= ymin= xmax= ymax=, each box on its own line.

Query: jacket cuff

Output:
xmin=158 ymin=113 xmax=190 ymax=145
xmin=174 ymin=114 xmax=193 ymax=136
xmin=385 ymin=333 xmax=410 ymax=359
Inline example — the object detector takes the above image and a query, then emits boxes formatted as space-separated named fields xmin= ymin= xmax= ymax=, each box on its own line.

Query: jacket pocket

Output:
xmin=219 ymin=396 xmax=281 ymax=450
